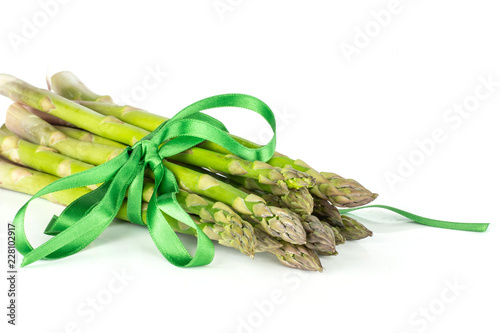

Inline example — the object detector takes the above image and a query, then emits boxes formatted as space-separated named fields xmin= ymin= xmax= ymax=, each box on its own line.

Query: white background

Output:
xmin=1 ymin=1 xmax=499 ymax=332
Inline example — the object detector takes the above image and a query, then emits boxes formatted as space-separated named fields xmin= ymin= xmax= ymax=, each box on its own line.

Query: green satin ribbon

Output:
xmin=339 ymin=205 xmax=489 ymax=232
xmin=13 ymin=93 xmax=277 ymax=267
xmin=12 ymin=93 xmax=489 ymax=269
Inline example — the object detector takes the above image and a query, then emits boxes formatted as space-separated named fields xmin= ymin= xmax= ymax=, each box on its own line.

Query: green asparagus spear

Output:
xmin=0 ymin=74 xmax=149 ymax=145
xmin=171 ymin=148 xmax=289 ymax=188
xmin=338 ymin=215 xmax=373 ymax=240
xmin=176 ymin=190 xmax=256 ymax=257
xmin=312 ymin=197 xmax=343 ymax=228
xmin=270 ymin=241 xmax=323 ymax=272
xmin=298 ymin=214 xmax=336 ymax=254
xmin=5 ymin=103 xmax=122 ymax=165
xmin=49 ymin=71 xmax=114 ymax=103
xmin=252 ymin=225 xmax=283 ymax=253
xmin=227 ymin=174 xmax=289 ymax=196
xmin=320 ymin=221 xmax=345 ymax=245
xmin=53 ymin=125 xmax=127 ymax=149
xmin=258 ymin=188 xmax=313 ymax=216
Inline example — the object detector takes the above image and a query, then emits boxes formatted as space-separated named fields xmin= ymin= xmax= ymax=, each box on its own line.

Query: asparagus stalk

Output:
xmin=229 ymin=174 xmax=313 ymax=215
xmin=252 ymin=226 xmax=283 ymax=253
xmin=259 ymin=155 xmax=377 ymax=207
xmin=298 ymin=214 xmax=336 ymax=255
xmin=242 ymin=191 xmax=334 ymax=254
xmin=171 ymin=148 xmax=291 ymax=188
xmin=24 ymin=105 xmax=76 ymax=128
xmin=321 ymin=172 xmax=378 ymax=207
xmin=0 ymin=158 xmax=93 ymax=206
xmin=189 ymin=215 xmax=254 ymax=258
xmin=252 ymin=191 xmax=338 ymax=253
xmin=1 ymin=125 xmax=164 ymax=203
xmin=0 ymin=74 xmax=148 ymax=145
xmin=0 ymin=160 xmax=258 ymax=256
xmin=5 ymin=103 xmax=122 ymax=165
xmin=175 ymin=190 xmax=256 ymax=257
xmin=281 ymin=188 xmax=314 ymax=215
xmin=227 ymin=174 xmax=289 ymax=196
xmin=338 ymin=215 xmax=373 ymax=240
xmin=0 ymin=127 xmax=96 ymax=185
xmin=270 ymin=241 xmax=323 ymax=272
xmin=258 ymin=189 xmax=314 ymax=216
xmin=320 ymin=222 xmax=345 ymax=245
xmin=201 ymin=168 xmax=314 ymax=216
xmin=312 ymin=197 xmax=344 ymax=228
xmin=49 ymin=71 xmax=114 ymax=103
xmin=54 ymin=125 xmax=127 ymax=149
xmin=276 ymin=165 xmax=315 ymax=189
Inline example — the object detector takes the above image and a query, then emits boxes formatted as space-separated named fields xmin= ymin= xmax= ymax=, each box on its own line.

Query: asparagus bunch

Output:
xmin=0 ymin=160 xmax=325 ymax=270
xmin=1 ymin=84 xmax=309 ymax=245
xmin=0 ymin=72 xmax=376 ymax=271
xmin=1 ymin=74 xmax=314 ymax=191
xmin=0 ymin=127 xmax=263 ymax=255
xmin=45 ymin=71 xmax=377 ymax=207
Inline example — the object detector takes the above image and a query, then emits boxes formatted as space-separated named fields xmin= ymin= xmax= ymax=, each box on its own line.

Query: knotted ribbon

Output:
xmin=12 ymin=93 xmax=489 ymax=268
xmin=13 ymin=94 xmax=277 ymax=267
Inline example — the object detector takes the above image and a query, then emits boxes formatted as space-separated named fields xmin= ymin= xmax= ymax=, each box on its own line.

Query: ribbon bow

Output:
xmin=13 ymin=94 xmax=277 ymax=267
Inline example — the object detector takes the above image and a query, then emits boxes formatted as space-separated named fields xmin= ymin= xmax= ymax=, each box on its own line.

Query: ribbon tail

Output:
xmin=143 ymin=165 xmax=214 ymax=267
xmin=17 ymin=149 xmax=143 ymax=267
xmin=19 ymin=177 xmax=130 ymax=267
xmin=150 ymin=194 xmax=215 ymax=267
xmin=13 ymin=150 xmax=131 ymax=258
xmin=338 ymin=205 xmax=490 ymax=232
